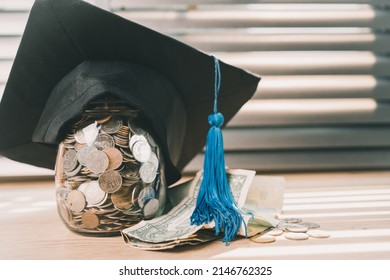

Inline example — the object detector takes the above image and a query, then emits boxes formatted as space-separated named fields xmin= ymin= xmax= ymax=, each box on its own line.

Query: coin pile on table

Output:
xmin=250 ymin=217 xmax=331 ymax=244
xmin=55 ymin=114 xmax=165 ymax=234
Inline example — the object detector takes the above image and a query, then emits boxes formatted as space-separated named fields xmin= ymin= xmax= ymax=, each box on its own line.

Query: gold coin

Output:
xmin=66 ymin=190 xmax=86 ymax=213
xmin=98 ymin=170 xmax=122 ymax=193
xmin=81 ymin=211 xmax=100 ymax=229
xmin=111 ymin=184 xmax=141 ymax=211
xmin=103 ymin=147 xmax=123 ymax=170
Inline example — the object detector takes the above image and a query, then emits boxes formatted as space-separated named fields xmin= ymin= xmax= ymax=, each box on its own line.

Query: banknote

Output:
xmin=122 ymin=169 xmax=256 ymax=244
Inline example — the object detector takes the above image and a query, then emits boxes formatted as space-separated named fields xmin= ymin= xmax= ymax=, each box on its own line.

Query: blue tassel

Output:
xmin=190 ymin=56 xmax=247 ymax=245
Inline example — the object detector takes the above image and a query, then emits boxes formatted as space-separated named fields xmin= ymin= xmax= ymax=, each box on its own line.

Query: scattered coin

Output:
xmin=103 ymin=147 xmax=123 ymax=170
xmin=267 ymin=228 xmax=284 ymax=236
xmin=98 ymin=170 xmax=123 ymax=193
xmin=63 ymin=150 xmax=78 ymax=172
xmin=250 ymin=234 xmax=276 ymax=243
xmin=85 ymin=150 xmax=109 ymax=174
xmin=67 ymin=190 xmax=86 ymax=213
xmin=300 ymin=222 xmax=320 ymax=229
xmin=286 ymin=224 xmax=308 ymax=233
xmin=82 ymin=211 xmax=100 ymax=229
xmin=285 ymin=232 xmax=309 ymax=241
xmin=101 ymin=116 xmax=123 ymax=134
xmin=307 ymin=230 xmax=331 ymax=238
xmin=281 ymin=218 xmax=302 ymax=224
xmin=94 ymin=133 xmax=115 ymax=150
xmin=140 ymin=162 xmax=157 ymax=183
xmin=276 ymin=223 xmax=289 ymax=231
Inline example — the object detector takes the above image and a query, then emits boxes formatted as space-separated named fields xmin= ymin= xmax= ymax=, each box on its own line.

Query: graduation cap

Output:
xmin=0 ymin=0 xmax=260 ymax=242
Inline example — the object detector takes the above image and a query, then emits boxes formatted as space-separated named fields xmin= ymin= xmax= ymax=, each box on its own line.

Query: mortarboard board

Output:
xmin=0 ymin=0 xmax=260 ymax=242
xmin=0 ymin=0 xmax=260 ymax=185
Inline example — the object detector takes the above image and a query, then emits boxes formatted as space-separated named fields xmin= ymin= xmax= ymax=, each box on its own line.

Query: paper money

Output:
xmin=122 ymin=169 xmax=256 ymax=244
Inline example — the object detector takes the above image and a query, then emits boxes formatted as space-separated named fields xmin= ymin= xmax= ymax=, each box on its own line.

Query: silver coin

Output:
xmin=94 ymin=133 xmax=115 ymax=150
xmin=146 ymin=134 xmax=158 ymax=149
xmin=132 ymin=140 xmax=152 ymax=162
xmin=129 ymin=134 xmax=147 ymax=149
xmin=285 ymin=232 xmax=309 ymax=241
xmin=64 ymin=163 xmax=82 ymax=177
xmin=138 ymin=187 xmax=156 ymax=208
xmin=101 ymin=116 xmax=123 ymax=134
xmin=63 ymin=150 xmax=78 ymax=172
xmin=147 ymin=152 xmax=159 ymax=167
xmin=85 ymin=150 xmax=109 ymax=174
xmin=84 ymin=181 xmax=107 ymax=206
xmin=74 ymin=129 xmax=86 ymax=144
xmin=76 ymin=145 xmax=98 ymax=166
xmin=250 ymin=234 xmax=276 ymax=244
xmin=128 ymin=121 xmax=146 ymax=135
xmin=300 ymin=222 xmax=320 ymax=229
xmin=78 ymin=182 xmax=89 ymax=194
xmin=286 ymin=224 xmax=308 ymax=233
xmin=281 ymin=218 xmax=302 ymax=224
xmin=307 ymin=230 xmax=330 ymax=238
xmin=139 ymin=162 xmax=157 ymax=183
xmin=276 ymin=223 xmax=289 ymax=231
xmin=142 ymin=198 xmax=160 ymax=219
xmin=82 ymin=122 xmax=100 ymax=145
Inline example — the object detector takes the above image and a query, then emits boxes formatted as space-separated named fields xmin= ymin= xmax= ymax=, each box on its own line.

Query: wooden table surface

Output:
xmin=1 ymin=171 xmax=390 ymax=260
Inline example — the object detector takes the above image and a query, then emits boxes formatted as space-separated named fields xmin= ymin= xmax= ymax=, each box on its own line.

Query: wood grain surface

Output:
xmin=1 ymin=172 xmax=389 ymax=260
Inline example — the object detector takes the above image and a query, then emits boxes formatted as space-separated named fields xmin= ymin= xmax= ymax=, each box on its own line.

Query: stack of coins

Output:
xmin=55 ymin=114 xmax=165 ymax=234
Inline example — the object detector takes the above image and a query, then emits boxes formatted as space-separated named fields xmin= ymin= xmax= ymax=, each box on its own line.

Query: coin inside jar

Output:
xmin=84 ymin=181 xmax=107 ymax=206
xmin=66 ymin=190 xmax=86 ymax=213
xmin=139 ymin=161 xmax=157 ymax=183
xmin=98 ymin=170 xmax=122 ymax=193
xmin=63 ymin=149 xmax=78 ymax=172
xmin=132 ymin=141 xmax=152 ymax=162
xmin=111 ymin=183 xmax=141 ymax=211
xmin=94 ymin=133 xmax=115 ymax=150
xmin=103 ymin=147 xmax=123 ymax=170
xmin=142 ymin=198 xmax=160 ymax=219
xmin=82 ymin=211 xmax=100 ymax=229
xmin=101 ymin=116 xmax=123 ymax=134
xmin=85 ymin=150 xmax=109 ymax=174
xmin=137 ymin=186 xmax=156 ymax=208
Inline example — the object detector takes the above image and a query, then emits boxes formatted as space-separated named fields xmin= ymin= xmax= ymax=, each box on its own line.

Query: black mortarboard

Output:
xmin=0 ymin=0 xmax=260 ymax=186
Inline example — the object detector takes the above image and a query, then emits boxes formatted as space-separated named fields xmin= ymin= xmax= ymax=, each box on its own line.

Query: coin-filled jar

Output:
xmin=55 ymin=96 xmax=166 ymax=235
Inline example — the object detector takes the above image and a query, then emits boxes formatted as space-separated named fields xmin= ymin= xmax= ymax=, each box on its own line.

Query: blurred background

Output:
xmin=1 ymin=0 xmax=390 ymax=180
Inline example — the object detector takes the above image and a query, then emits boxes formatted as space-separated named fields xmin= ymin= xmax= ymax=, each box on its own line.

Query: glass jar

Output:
xmin=54 ymin=96 xmax=166 ymax=235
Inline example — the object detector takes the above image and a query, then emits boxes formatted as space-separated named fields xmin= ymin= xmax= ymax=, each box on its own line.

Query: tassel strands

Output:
xmin=190 ymin=56 xmax=247 ymax=245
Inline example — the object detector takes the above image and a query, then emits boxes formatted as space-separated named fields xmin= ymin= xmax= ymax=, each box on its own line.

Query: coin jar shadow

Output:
xmin=54 ymin=96 xmax=167 ymax=235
